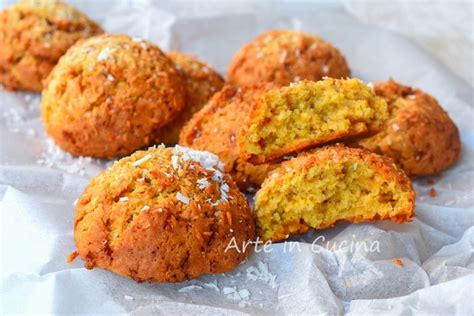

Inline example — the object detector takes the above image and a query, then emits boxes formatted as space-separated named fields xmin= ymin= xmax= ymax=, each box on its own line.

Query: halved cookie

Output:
xmin=238 ymin=78 xmax=388 ymax=164
xmin=254 ymin=145 xmax=415 ymax=241
xmin=179 ymin=83 xmax=279 ymax=190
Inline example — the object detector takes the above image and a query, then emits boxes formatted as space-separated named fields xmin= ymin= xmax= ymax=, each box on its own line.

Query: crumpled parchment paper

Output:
xmin=1 ymin=1 xmax=473 ymax=315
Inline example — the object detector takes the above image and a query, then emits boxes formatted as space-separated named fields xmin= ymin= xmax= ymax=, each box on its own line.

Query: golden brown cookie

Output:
xmin=179 ymin=83 xmax=278 ymax=191
xmin=255 ymin=145 xmax=415 ymax=242
xmin=153 ymin=51 xmax=225 ymax=145
xmin=73 ymin=145 xmax=254 ymax=283
xmin=356 ymin=80 xmax=461 ymax=176
xmin=238 ymin=78 xmax=388 ymax=164
xmin=41 ymin=34 xmax=186 ymax=158
xmin=0 ymin=0 xmax=103 ymax=91
xmin=227 ymin=30 xmax=350 ymax=86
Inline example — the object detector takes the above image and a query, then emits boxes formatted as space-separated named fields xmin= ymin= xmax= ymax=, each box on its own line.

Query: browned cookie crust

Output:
xmin=356 ymin=79 xmax=461 ymax=176
xmin=227 ymin=30 xmax=350 ymax=86
xmin=179 ymin=83 xmax=279 ymax=190
xmin=153 ymin=51 xmax=225 ymax=145
xmin=0 ymin=0 xmax=103 ymax=91
xmin=41 ymin=34 xmax=186 ymax=158
xmin=73 ymin=145 xmax=254 ymax=282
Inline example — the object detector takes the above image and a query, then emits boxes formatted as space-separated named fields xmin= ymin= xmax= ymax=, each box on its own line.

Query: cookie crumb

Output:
xmin=67 ymin=251 xmax=79 ymax=263
xmin=428 ymin=187 xmax=437 ymax=197
xmin=392 ymin=258 xmax=404 ymax=267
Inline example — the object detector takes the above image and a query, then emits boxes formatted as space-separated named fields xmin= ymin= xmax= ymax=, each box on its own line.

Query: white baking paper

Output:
xmin=1 ymin=1 xmax=473 ymax=315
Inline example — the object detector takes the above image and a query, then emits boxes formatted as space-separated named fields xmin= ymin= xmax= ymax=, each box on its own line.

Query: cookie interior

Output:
xmin=255 ymin=155 xmax=414 ymax=241
xmin=239 ymin=78 xmax=388 ymax=163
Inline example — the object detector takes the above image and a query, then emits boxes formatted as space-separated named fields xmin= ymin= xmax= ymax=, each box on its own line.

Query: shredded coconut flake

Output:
xmin=172 ymin=145 xmax=224 ymax=170
xmin=36 ymin=139 xmax=101 ymax=176
xmin=367 ymin=82 xmax=374 ymax=89
xmin=176 ymin=192 xmax=190 ymax=204
xmin=197 ymin=178 xmax=210 ymax=189
xmin=202 ymin=280 xmax=220 ymax=292
xmin=119 ymin=197 xmax=129 ymax=202
xmin=137 ymin=169 xmax=148 ymax=182
xmin=322 ymin=65 xmax=329 ymax=74
xmin=107 ymin=74 xmax=115 ymax=81
xmin=1 ymin=94 xmax=41 ymax=136
xmin=445 ymin=200 xmax=456 ymax=206
xmin=141 ymin=205 xmax=150 ymax=212
xmin=219 ymin=183 xmax=230 ymax=202
xmin=246 ymin=261 xmax=279 ymax=289
xmin=279 ymin=51 xmax=288 ymax=64
xmin=222 ymin=286 xmax=251 ymax=306
xmin=132 ymin=37 xmax=148 ymax=49
xmin=171 ymin=155 xmax=179 ymax=170
xmin=238 ymin=289 xmax=250 ymax=300
xmin=178 ymin=285 xmax=203 ymax=293
xmin=132 ymin=154 xmax=152 ymax=166
xmin=97 ymin=47 xmax=114 ymax=61
xmin=172 ymin=145 xmax=230 ymax=205
xmin=391 ymin=123 xmax=400 ymax=131
xmin=309 ymin=42 xmax=318 ymax=50
xmin=263 ymin=35 xmax=273 ymax=43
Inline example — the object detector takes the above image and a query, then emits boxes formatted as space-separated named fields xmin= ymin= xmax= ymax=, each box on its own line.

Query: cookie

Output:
xmin=73 ymin=145 xmax=254 ymax=282
xmin=153 ymin=51 xmax=225 ymax=145
xmin=356 ymin=79 xmax=461 ymax=176
xmin=255 ymin=145 xmax=415 ymax=241
xmin=227 ymin=30 xmax=350 ymax=86
xmin=41 ymin=34 xmax=186 ymax=158
xmin=0 ymin=0 xmax=103 ymax=91
xmin=179 ymin=83 xmax=278 ymax=190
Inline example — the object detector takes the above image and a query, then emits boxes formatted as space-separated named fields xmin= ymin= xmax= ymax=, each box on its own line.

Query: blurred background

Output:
xmin=344 ymin=0 xmax=473 ymax=88
xmin=1 ymin=0 xmax=471 ymax=87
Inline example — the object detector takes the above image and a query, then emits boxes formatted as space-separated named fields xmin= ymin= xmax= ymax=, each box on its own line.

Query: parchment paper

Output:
xmin=1 ymin=1 xmax=473 ymax=315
